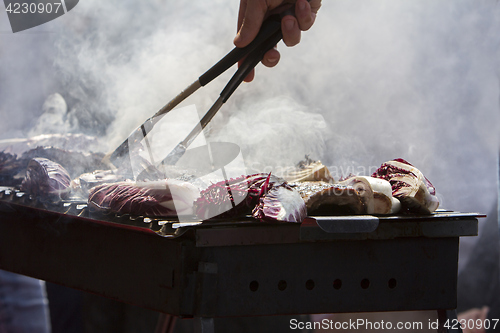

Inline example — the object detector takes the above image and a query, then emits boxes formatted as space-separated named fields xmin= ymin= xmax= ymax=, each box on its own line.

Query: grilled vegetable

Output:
xmin=194 ymin=174 xmax=273 ymax=220
xmin=371 ymin=158 xmax=439 ymax=214
xmin=194 ymin=173 xmax=306 ymax=223
xmin=88 ymin=179 xmax=200 ymax=217
xmin=21 ymin=158 xmax=71 ymax=200
xmin=252 ymin=183 xmax=307 ymax=222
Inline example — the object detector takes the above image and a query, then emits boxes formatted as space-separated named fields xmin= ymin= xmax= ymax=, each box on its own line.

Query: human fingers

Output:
xmin=261 ymin=47 xmax=280 ymax=67
xmin=294 ymin=0 xmax=318 ymax=31
xmin=281 ymin=0 xmax=321 ymax=46
xmin=244 ymin=69 xmax=255 ymax=83
xmin=241 ymin=44 xmax=280 ymax=83
xmin=234 ymin=0 xmax=282 ymax=48
xmin=280 ymin=15 xmax=300 ymax=47
xmin=239 ymin=59 xmax=255 ymax=82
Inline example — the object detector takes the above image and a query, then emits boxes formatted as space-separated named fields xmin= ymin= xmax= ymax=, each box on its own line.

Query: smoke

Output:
xmin=210 ymin=95 xmax=328 ymax=172
xmin=48 ymin=0 xmax=239 ymax=142
xmin=2 ymin=0 xmax=500 ymax=268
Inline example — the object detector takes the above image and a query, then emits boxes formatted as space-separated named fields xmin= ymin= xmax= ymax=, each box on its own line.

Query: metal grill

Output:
xmin=0 ymin=188 xmax=481 ymax=332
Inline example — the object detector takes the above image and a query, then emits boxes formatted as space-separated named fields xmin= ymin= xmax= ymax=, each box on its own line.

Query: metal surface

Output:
xmin=300 ymin=213 xmax=479 ymax=242
xmin=313 ymin=215 xmax=379 ymax=233
xmin=193 ymin=318 xmax=214 ymax=333
xmin=192 ymin=237 xmax=460 ymax=317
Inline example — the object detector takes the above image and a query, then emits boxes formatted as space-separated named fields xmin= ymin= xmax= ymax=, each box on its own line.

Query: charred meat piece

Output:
xmin=252 ymin=183 xmax=307 ymax=223
xmin=338 ymin=176 xmax=400 ymax=215
xmin=0 ymin=151 xmax=20 ymax=176
xmin=0 ymin=151 xmax=25 ymax=186
xmin=371 ymin=158 xmax=439 ymax=214
xmin=21 ymin=158 xmax=71 ymax=200
xmin=21 ymin=146 xmax=108 ymax=178
xmin=290 ymin=181 xmax=364 ymax=215
xmin=88 ymin=179 xmax=200 ymax=217
xmin=71 ymin=170 xmax=126 ymax=198
xmin=1 ymin=135 xmax=108 ymax=186
xmin=0 ymin=133 xmax=101 ymax=156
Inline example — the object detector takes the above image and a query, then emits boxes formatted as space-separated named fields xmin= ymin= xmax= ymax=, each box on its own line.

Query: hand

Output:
xmin=234 ymin=0 xmax=321 ymax=82
xmin=457 ymin=306 xmax=489 ymax=333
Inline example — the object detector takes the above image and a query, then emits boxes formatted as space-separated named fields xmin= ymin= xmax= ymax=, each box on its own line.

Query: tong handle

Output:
xmin=199 ymin=14 xmax=282 ymax=87
xmin=220 ymin=27 xmax=283 ymax=102
xmin=162 ymin=16 xmax=284 ymax=166
xmin=162 ymin=25 xmax=284 ymax=166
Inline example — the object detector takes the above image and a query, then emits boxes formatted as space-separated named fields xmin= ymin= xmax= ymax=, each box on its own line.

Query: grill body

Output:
xmin=0 ymin=196 xmax=478 ymax=318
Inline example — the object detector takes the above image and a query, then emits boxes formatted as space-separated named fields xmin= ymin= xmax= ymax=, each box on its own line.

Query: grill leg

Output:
xmin=437 ymin=310 xmax=463 ymax=333
xmin=194 ymin=317 xmax=214 ymax=333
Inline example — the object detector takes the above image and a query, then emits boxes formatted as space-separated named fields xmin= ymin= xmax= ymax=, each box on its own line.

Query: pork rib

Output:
xmin=290 ymin=181 xmax=364 ymax=215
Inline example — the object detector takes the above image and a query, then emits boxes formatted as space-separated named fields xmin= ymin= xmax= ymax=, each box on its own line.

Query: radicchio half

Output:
xmin=371 ymin=158 xmax=439 ymax=214
xmin=88 ymin=179 xmax=200 ymax=216
xmin=194 ymin=173 xmax=306 ymax=223
xmin=252 ymin=183 xmax=307 ymax=223
xmin=21 ymin=157 xmax=71 ymax=200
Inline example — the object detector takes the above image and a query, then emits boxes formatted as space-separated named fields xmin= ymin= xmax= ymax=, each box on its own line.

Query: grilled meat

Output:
xmin=1 ymin=146 xmax=107 ymax=187
xmin=0 ymin=151 xmax=25 ymax=186
xmin=0 ymin=133 xmax=101 ymax=156
xmin=290 ymin=181 xmax=364 ymax=215
xmin=281 ymin=156 xmax=334 ymax=183
xmin=21 ymin=146 xmax=108 ymax=179
xmin=71 ymin=169 xmax=126 ymax=198
xmin=0 ymin=133 xmax=107 ymax=185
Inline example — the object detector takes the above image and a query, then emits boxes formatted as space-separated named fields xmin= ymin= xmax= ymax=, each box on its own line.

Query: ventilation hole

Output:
xmin=305 ymin=279 xmax=315 ymax=290
xmin=388 ymin=278 xmax=397 ymax=289
xmin=333 ymin=279 xmax=342 ymax=290
xmin=360 ymin=279 xmax=370 ymax=289
xmin=249 ymin=281 xmax=259 ymax=292
xmin=278 ymin=280 xmax=287 ymax=291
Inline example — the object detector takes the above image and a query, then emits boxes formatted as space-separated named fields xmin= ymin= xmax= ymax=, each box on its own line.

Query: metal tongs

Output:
xmin=106 ymin=9 xmax=293 ymax=168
